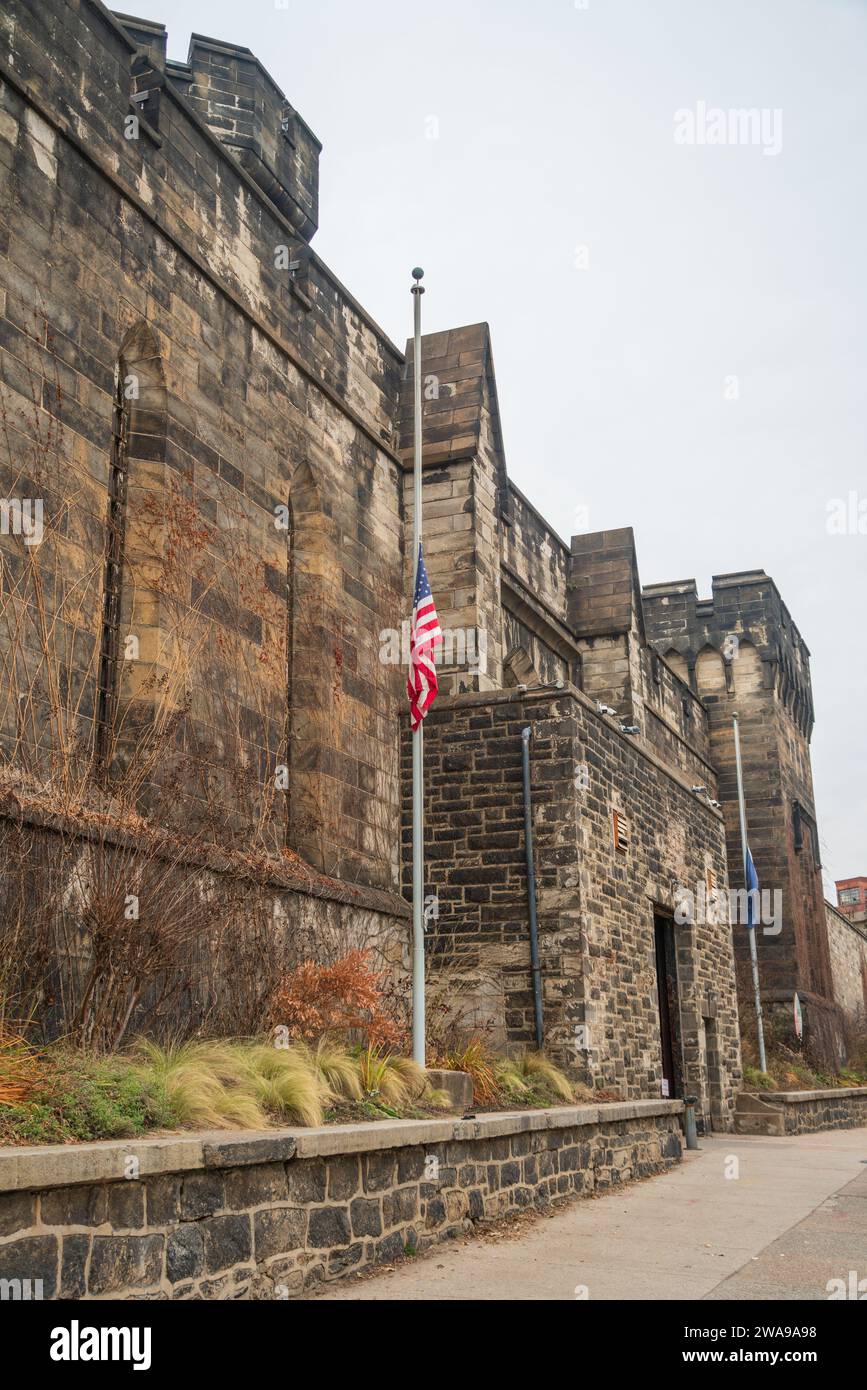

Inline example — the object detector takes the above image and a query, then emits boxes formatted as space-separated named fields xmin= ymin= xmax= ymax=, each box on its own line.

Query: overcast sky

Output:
xmin=131 ymin=0 xmax=866 ymax=889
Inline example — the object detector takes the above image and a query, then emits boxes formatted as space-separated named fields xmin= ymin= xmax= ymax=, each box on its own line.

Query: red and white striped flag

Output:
xmin=407 ymin=543 xmax=442 ymax=731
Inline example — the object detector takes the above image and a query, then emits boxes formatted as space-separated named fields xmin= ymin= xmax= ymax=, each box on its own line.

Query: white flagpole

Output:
xmin=733 ymin=711 xmax=767 ymax=1072
xmin=411 ymin=267 xmax=426 ymax=1067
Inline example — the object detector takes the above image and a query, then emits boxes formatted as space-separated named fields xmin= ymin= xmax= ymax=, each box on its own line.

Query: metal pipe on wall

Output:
xmin=521 ymin=726 xmax=544 ymax=1050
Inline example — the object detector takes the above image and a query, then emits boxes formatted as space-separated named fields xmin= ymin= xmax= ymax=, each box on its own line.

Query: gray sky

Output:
xmin=131 ymin=0 xmax=866 ymax=889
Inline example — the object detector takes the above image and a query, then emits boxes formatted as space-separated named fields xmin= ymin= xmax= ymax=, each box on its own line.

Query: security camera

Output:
xmin=692 ymin=785 xmax=708 ymax=795
xmin=708 ymin=799 xmax=722 ymax=810
xmin=596 ymin=703 xmax=617 ymax=716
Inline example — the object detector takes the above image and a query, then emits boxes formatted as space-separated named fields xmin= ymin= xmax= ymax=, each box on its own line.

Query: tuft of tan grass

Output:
xmin=359 ymin=1044 xmax=425 ymax=1106
xmin=421 ymin=1085 xmax=453 ymax=1110
xmin=309 ymin=1039 xmax=363 ymax=1101
xmin=238 ymin=1043 xmax=325 ymax=1126
xmin=131 ymin=1039 xmax=267 ymax=1130
xmin=512 ymin=1051 xmax=575 ymax=1102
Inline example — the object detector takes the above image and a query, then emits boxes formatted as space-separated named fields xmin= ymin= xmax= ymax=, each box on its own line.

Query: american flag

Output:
xmin=407 ymin=543 xmax=442 ymax=731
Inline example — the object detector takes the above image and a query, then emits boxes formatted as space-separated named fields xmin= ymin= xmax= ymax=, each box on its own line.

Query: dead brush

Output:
xmin=0 ymin=1025 xmax=43 ymax=1106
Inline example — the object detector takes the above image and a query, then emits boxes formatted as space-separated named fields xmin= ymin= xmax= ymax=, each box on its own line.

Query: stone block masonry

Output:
xmin=0 ymin=1102 xmax=683 ymax=1299
xmin=734 ymin=1087 xmax=867 ymax=1136
xmin=403 ymin=686 xmax=742 ymax=1132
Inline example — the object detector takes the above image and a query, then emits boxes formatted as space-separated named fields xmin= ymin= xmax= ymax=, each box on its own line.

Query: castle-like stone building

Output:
xmin=1 ymin=2 xmax=863 ymax=1125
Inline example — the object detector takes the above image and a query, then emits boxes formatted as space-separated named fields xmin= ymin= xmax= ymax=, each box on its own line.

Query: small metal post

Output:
xmin=683 ymin=1095 xmax=700 ymax=1150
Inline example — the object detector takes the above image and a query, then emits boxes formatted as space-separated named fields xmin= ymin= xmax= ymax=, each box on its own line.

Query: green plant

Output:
xmin=743 ymin=1063 xmax=777 ymax=1091
xmin=0 ymin=1048 xmax=175 ymax=1145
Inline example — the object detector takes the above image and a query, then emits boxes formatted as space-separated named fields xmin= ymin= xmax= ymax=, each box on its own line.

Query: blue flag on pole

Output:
xmin=745 ymin=845 xmax=759 ymax=929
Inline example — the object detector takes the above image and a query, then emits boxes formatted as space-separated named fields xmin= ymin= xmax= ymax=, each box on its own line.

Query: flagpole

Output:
xmin=411 ymin=267 xmax=426 ymax=1068
xmin=733 ymin=711 xmax=767 ymax=1072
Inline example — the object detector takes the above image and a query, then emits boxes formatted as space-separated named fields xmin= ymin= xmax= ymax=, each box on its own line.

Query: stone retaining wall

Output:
xmin=0 ymin=1101 xmax=682 ymax=1300
xmin=734 ymin=1087 xmax=867 ymax=1136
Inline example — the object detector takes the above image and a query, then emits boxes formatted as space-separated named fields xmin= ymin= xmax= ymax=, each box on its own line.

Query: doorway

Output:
xmin=653 ymin=912 xmax=682 ymax=1099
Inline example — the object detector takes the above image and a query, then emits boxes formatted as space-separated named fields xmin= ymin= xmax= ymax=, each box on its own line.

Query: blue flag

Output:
xmin=745 ymin=845 xmax=760 ymax=929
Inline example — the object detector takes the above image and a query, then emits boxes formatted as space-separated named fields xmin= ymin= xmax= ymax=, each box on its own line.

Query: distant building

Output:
xmin=836 ymin=878 xmax=867 ymax=926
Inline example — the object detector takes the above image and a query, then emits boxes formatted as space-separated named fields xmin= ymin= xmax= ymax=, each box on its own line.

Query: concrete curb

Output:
xmin=0 ymin=1099 xmax=683 ymax=1193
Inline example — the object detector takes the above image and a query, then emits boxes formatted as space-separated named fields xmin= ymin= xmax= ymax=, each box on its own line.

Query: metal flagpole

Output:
xmin=411 ymin=267 xmax=426 ymax=1068
xmin=732 ymin=711 xmax=767 ymax=1072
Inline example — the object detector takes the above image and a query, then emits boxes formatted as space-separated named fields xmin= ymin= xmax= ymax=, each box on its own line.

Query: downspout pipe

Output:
xmin=521 ymin=726 xmax=544 ymax=1050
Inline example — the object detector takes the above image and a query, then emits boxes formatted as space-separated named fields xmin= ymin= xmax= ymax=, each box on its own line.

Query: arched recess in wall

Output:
xmin=694 ymin=644 xmax=727 ymax=697
xmin=503 ymin=646 xmax=540 ymax=688
xmin=95 ymin=321 xmax=167 ymax=773
xmin=664 ymin=648 xmax=689 ymax=686
xmin=732 ymin=639 xmax=763 ymax=697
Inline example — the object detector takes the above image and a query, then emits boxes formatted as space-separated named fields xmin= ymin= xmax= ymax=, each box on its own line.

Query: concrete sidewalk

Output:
xmin=313 ymin=1129 xmax=867 ymax=1300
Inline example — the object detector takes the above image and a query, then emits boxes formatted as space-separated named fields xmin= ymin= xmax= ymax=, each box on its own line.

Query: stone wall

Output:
xmin=0 ymin=1101 xmax=683 ymax=1299
xmin=826 ymin=901 xmax=867 ymax=1025
xmin=735 ymin=1087 xmax=867 ymax=1136
xmin=0 ymin=0 xmax=406 ymax=889
xmin=0 ymin=797 xmax=409 ymax=1044
xmin=402 ymin=686 xmax=742 ymax=1131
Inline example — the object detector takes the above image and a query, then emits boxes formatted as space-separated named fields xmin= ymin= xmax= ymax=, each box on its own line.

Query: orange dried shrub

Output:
xmin=0 ymin=1028 xmax=42 ymax=1106
xmin=266 ymin=950 xmax=402 ymax=1047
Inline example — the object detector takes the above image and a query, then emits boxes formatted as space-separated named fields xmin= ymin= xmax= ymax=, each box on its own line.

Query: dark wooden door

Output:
xmin=654 ymin=915 xmax=680 ymax=1099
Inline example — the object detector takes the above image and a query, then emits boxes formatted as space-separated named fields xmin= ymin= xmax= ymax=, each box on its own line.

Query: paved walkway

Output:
xmin=313 ymin=1129 xmax=867 ymax=1300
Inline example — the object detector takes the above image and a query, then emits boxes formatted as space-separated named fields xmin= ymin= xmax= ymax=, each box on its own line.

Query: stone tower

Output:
xmin=642 ymin=571 xmax=841 ymax=1061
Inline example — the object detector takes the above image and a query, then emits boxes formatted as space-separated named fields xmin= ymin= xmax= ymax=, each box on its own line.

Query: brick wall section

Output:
xmin=0 ymin=1103 xmax=683 ymax=1299
xmin=402 ymin=687 xmax=742 ymax=1130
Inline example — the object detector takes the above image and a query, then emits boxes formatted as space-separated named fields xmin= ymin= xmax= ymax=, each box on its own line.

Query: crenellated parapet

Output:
xmin=642 ymin=571 xmax=814 ymax=740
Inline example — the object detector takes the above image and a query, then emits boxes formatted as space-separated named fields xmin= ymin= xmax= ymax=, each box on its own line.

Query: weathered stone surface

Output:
xmin=425 ymin=1069 xmax=473 ymax=1110
xmin=349 ymin=1197 xmax=382 ymax=1238
xmin=166 ymin=1225 xmax=205 ymax=1284
xmin=383 ymin=1187 xmax=418 ymax=1227
xmin=60 ymin=1234 xmax=90 ymax=1299
xmin=363 ymin=1152 xmax=396 ymax=1193
xmin=253 ymin=1207 xmax=306 ymax=1259
xmin=734 ymin=1087 xmax=867 ymax=1136
xmin=285 ymin=1158 xmax=326 ymax=1204
xmin=200 ymin=1215 xmax=252 ymax=1274
xmin=0 ymin=1192 xmax=34 ymax=1239
xmin=203 ymin=1138 xmax=297 ymax=1169
xmin=146 ymin=1175 xmax=181 ymax=1226
xmin=326 ymin=1155 xmax=360 ymax=1202
xmin=88 ymin=1235 xmax=163 ymax=1295
xmin=644 ymin=574 xmax=844 ymax=1065
xmin=107 ymin=1182 xmax=145 ymax=1230
xmin=224 ymin=1163 xmax=289 ymax=1209
xmin=180 ymin=1173 xmax=224 ymax=1221
xmin=0 ymin=1235 xmax=58 ymax=1299
xmin=307 ymin=1206 xmax=351 ymax=1249
xmin=40 ymin=1184 xmax=107 ymax=1228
